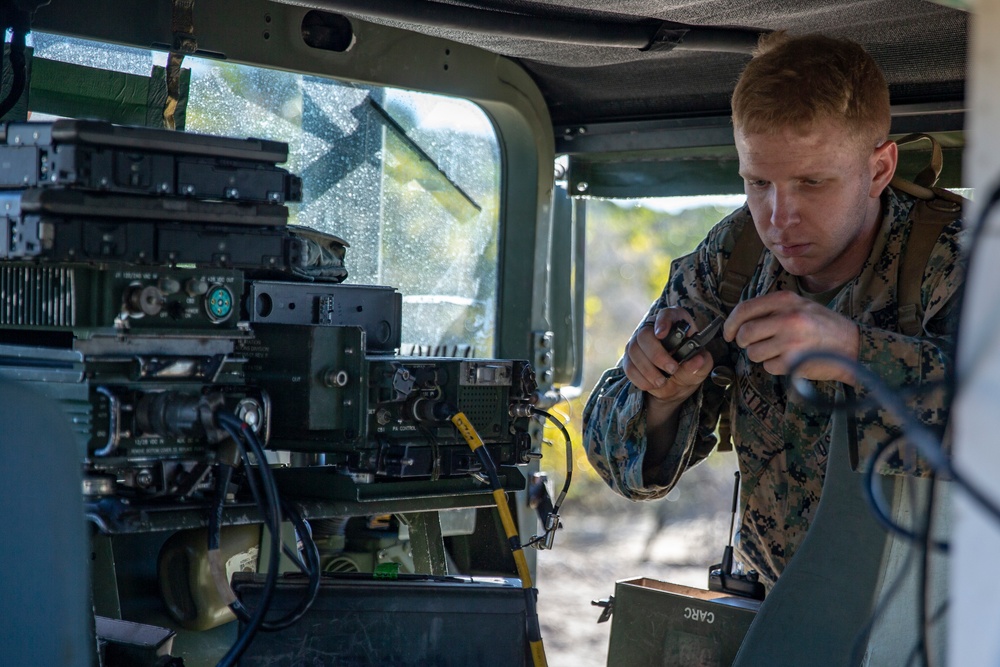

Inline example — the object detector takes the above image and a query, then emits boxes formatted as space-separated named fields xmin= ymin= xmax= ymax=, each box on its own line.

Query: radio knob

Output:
xmin=158 ymin=277 xmax=181 ymax=294
xmin=126 ymin=285 xmax=165 ymax=316
xmin=185 ymin=278 xmax=209 ymax=296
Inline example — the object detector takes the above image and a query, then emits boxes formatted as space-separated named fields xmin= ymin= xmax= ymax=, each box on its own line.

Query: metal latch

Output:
xmin=592 ymin=595 xmax=615 ymax=623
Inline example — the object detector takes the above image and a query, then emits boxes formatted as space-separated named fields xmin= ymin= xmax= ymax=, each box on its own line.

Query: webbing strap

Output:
xmin=719 ymin=219 xmax=764 ymax=312
xmin=716 ymin=219 xmax=763 ymax=453
xmin=165 ymin=0 xmax=197 ymax=130
xmin=896 ymin=191 xmax=962 ymax=336
xmin=894 ymin=133 xmax=944 ymax=188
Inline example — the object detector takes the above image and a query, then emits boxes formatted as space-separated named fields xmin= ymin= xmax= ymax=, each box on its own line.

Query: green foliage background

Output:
xmin=541 ymin=198 xmax=742 ymax=507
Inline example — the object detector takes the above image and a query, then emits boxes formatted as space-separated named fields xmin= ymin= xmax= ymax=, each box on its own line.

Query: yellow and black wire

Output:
xmin=449 ymin=410 xmax=548 ymax=667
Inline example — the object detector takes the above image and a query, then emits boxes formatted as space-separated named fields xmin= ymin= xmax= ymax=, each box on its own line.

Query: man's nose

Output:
xmin=769 ymin=187 xmax=799 ymax=229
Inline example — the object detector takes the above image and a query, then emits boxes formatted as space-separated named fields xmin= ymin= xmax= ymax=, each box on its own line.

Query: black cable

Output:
xmin=791 ymin=351 xmax=1000 ymax=526
xmin=523 ymin=409 xmax=573 ymax=549
xmin=219 ymin=416 xmax=321 ymax=632
xmin=918 ymin=473 xmax=936 ymax=667
xmin=784 ymin=378 xmax=948 ymax=413
xmin=215 ymin=412 xmax=282 ymax=667
xmin=531 ymin=409 xmax=573 ymax=514
xmin=231 ymin=441 xmax=307 ymax=572
xmin=949 ymin=178 xmax=1000 ymax=401
xmin=862 ymin=436 xmax=948 ymax=552
xmin=208 ymin=463 xmax=235 ymax=552
xmin=848 ymin=475 xmax=921 ymax=666
xmin=416 ymin=424 xmax=442 ymax=481
xmin=254 ymin=500 xmax=321 ymax=631
xmin=901 ymin=600 xmax=950 ymax=667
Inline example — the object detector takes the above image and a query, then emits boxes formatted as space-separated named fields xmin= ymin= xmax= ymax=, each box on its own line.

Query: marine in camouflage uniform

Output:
xmin=582 ymin=185 xmax=963 ymax=589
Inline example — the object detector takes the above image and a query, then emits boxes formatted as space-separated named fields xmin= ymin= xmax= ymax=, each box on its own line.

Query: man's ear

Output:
xmin=869 ymin=140 xmax=898 ymax=197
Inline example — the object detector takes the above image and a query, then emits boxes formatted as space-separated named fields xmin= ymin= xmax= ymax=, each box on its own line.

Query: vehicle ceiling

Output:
xmin=317 ymin=0 xmax=969 ymax=128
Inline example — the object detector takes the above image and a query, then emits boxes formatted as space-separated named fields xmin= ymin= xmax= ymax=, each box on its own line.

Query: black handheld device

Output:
xmin=660 ymin=315 xmax=725 ymax=364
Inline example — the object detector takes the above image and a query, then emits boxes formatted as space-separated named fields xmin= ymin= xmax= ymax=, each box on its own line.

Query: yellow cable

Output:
xmin=451 ymin=411 xmax=548 ymax=667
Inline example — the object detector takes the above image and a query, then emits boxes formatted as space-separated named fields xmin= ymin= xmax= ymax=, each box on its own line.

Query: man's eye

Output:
xmin=803 ymin=179 xmax=823 ymax=186
xmin=747 ymin=179 xmax=768 ymax=188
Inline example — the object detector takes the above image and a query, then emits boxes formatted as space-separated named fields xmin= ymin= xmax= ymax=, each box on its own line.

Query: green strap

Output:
xmin=165 ymin=0 xmax=197 ymax=131
xmin=896 ymin=189 xmax=962 ymax=337
xmin=719 ymin=219 xmax=764 ymax=312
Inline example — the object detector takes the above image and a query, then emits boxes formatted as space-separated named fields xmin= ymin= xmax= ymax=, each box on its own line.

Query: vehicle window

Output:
xmin=29 ymin=33 xmax=502 ymax=357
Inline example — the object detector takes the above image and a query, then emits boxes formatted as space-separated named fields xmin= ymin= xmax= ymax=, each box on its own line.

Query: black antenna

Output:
xmin=708 ymin=469 xmax=765 ymax=600
xmin=720 ymin=471 xmax=740 ymax=574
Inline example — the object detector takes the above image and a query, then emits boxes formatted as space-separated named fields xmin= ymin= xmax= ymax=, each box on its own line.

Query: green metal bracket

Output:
xmin=403 ymin=512 xmax=449 ymax=576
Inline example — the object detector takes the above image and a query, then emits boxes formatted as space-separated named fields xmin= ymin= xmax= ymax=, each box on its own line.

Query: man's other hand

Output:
xmin=723 ymin=291 xmax=861 ymax=385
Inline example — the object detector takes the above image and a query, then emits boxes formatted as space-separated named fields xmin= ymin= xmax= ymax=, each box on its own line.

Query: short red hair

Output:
xmin=732 ymin=32 xmax=891 ymax=150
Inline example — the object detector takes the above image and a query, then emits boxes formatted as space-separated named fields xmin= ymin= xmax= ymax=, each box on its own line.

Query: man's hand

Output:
xmin=623 ymin=307 xmax=714 ymax=404
xmin=723 ymin=291 xmax=860 ymax=385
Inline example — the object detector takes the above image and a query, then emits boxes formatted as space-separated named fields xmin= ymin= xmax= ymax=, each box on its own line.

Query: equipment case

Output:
xmin=231 ymin=573 xmax=529 ymax=667
xmin=606 ymin=577 xmax=761 ymax=666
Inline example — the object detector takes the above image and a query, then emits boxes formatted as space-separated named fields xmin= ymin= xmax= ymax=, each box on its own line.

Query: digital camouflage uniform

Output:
xmin=582 ymin=186 xmax=964 ymax=589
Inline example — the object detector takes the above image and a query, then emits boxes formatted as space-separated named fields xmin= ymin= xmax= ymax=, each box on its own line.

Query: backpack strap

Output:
xmin=892 ymin=175 xmax=963 ymax=337
xmin=719 ymin=217 xmax=764 ymax=312
xmin=894 ymin=133 xmax=944 ymax=188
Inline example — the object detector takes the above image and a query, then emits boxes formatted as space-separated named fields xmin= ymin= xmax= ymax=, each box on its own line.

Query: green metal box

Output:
xmin=607 ymin=578 xmax=761 ymax=666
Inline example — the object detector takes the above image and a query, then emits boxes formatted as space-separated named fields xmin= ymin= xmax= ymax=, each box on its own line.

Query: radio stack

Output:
xmin=0 ymin=120 xmax=535 ymax=519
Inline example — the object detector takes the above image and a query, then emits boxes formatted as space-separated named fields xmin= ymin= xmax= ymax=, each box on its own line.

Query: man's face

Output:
xmin=736 ymin=118 xmax=893 ymax=293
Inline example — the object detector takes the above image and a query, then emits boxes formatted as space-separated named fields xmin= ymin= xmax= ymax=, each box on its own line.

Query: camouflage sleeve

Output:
xmin=853 ymin=217 xmax=965 ymax=475
xmin=582 ymin=208 xmax=749 ymax=499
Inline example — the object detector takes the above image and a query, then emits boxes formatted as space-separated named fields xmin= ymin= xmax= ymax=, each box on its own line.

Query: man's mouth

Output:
xmin=773 ymin=242 xmax=811 ymax=257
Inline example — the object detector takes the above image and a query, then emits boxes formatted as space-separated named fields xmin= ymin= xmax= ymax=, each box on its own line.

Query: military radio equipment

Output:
xmin=0 ymin=263 xmax=242 ymax=335
xmin=237 ymin=323 xmax=535 ymax=478
xmin=0 ymin=121 xmax=535 ymax=509
xmin=0 ymin=337 xmax=268 ymax=499
xmin=661 ymin=315 xmax=725 ymax=365
xmin=243 ymin=280 xmax=402 ymax=352
xmin=0 ymin=119 xmax=301 ymax=203
xmin=0 ymin=187 xmax=299 ymax=269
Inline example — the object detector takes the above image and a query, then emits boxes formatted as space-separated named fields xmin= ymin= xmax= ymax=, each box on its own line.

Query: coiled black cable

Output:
xmin=860 ymin=436 xmax=948 ymax=552
xmin=216 ymin=414 xmax=322 ymax=633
